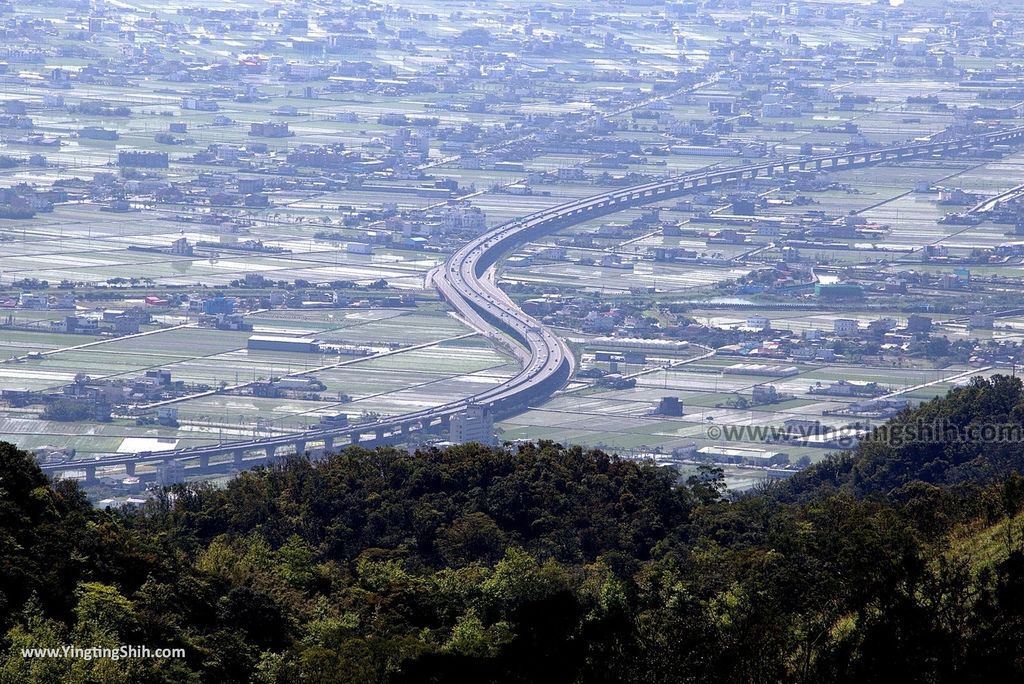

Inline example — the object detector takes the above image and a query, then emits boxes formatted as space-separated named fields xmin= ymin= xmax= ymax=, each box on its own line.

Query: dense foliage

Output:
xmin=5 ymin=376 xmax=1024 ymax=682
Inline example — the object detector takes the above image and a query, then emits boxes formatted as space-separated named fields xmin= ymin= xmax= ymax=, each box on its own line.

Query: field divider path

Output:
xmin=3 ymin=322 xmax=196 ymax=364
xmin=877 ymin=366 xmax=992 ymax=401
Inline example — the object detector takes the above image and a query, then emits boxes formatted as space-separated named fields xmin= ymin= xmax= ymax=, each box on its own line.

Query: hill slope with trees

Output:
xmin=4 ymin=376 xmax=1024 ymax=682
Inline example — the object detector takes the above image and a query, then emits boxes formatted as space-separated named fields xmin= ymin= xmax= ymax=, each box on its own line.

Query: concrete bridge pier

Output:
xmin=84 ymin=464 xmax=97 ymax=484
xmin=233 ymin=449 xmax=244 ymax=467
xmin=400 ymin=422 xmax=410 ymax=437
xmin=323 ymin=436 xmax=334 ymax=452
xmin=350 ymin=432 xmax=360 ymax=445
xmin=375 ymin=428 xmax=386 ymax=441
xmin=265 ymin=445 xmax=277 ymax=461
xmin=200 ymin=454 xmax=210 ymax=469
xmin=294 ymin=441 xmax=305 ymax=456
xmin=125 ymin=462 xmax=136 ymax=477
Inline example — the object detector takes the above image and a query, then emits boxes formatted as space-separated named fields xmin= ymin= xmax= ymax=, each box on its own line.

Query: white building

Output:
xmin=346 ymin=242 xmax=373 ymax=255
xmin=833 ymin=318 xmax=859 ymax=336
xmin=441 ymin=206 xmax=487 ymax=233
xmin=19 ymin=293 xmax=48 ymax=310
xmin=449 ymin=404 xmax=495 ymax=446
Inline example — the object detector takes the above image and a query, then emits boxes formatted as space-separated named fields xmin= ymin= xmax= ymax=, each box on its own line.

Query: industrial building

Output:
xmin=247 ymin=335 xmax=319 ymax=353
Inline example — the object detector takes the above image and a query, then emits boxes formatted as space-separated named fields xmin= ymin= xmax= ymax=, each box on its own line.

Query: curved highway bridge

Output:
xmin=44 ymin=125 xmax=1024 ymax=482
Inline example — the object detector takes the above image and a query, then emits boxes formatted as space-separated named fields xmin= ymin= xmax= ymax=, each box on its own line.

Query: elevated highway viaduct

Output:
xmin=43 ymin=125 xmax=1024 ymax=482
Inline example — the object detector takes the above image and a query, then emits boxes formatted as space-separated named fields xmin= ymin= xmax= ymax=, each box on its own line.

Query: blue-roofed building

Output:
xmin=202 ymin=296 xmax=235 ymax=315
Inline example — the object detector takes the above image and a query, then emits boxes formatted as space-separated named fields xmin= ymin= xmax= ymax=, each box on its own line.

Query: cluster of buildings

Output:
xmin=1 ymin=306 xmax=147 ymax=337
xmin=2 ymin=369 xmax=202 ymax=422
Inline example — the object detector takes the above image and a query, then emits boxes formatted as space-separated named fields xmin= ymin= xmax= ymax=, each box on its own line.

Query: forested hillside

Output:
xmin=5 ymin=376 xmax=1024 ymax=683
